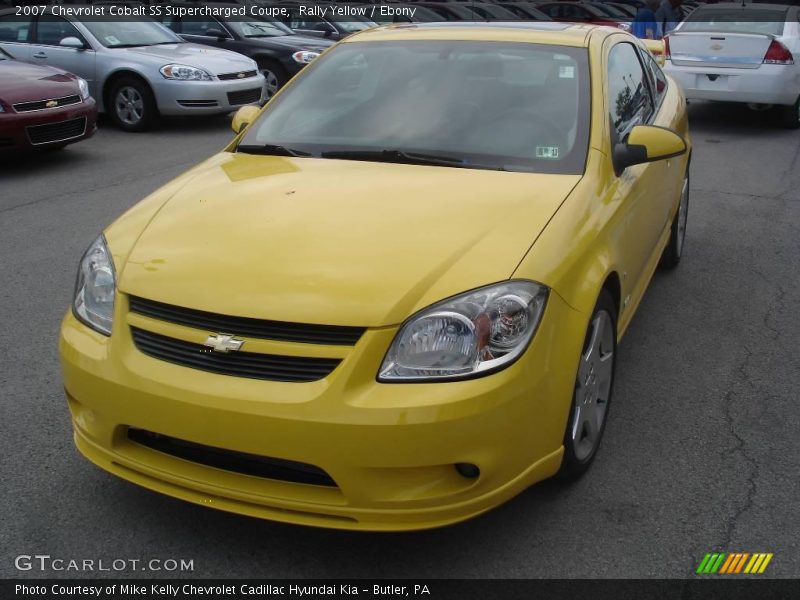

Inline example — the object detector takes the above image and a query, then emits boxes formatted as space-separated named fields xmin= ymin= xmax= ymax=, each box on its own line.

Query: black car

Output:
xmin=162 ymin=9 xmax=333 ymax=98
xmin=257 ymin=1 xmax=378 ymax=42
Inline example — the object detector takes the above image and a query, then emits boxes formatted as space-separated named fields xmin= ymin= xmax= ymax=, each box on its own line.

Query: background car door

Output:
xmin=606 ymin=41 xmax=667 ymax=300
xmin=29 ymin=16 xmax=96 ymax=94
xmin=0 ymin=14 xmax=33 ymax=60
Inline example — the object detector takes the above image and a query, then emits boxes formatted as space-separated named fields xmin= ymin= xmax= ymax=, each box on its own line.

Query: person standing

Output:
xmin=632 ymin=0 xmax=661 ymax=39
xmin=655 ymin=0 xmax=684 ymax=35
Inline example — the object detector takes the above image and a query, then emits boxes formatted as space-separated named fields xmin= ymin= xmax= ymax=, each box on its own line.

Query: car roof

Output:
xmin=688 ymin=2 xmax=791 ymax=11
xmin=342 ymin=22 xmax=611 ymax=47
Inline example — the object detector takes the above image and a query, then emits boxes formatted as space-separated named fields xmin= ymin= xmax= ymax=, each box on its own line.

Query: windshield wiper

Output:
xmin=320 ymin=149 xmax=474 ymax=167
xmin=237 ymin=144 xmax=313 ymax=157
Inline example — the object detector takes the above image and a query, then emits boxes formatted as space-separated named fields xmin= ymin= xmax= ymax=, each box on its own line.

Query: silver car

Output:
xmin=0 ymin=11 xmax=266 ymax=131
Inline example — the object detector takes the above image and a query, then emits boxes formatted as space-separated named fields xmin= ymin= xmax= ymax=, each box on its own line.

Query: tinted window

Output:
xmin=642 ymin=51 xmax=667 ymax=107
xmin=608 ymin=42 xmax=654 ymax=138
xmin=0 ymin=15 xmax=32 ymax=43
xmin=240 ymin=41 xmax=590 ymax=174
xmin=35 ymin=16 xmax=86 ymax=46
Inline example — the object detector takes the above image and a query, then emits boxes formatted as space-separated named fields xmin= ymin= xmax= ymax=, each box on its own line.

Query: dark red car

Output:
xmin=0 ymin=47 xmax=96 ymax=154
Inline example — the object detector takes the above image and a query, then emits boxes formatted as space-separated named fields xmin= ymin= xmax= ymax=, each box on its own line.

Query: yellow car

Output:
xmin=60 ymin=23 xmax=690 ymax=531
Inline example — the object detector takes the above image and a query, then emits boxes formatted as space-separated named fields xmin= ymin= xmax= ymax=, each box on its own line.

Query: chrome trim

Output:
xmin=13 ymin=94 xmax=83 ymax=114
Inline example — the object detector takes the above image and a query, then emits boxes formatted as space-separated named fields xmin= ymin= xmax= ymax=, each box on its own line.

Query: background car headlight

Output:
xmin=159 ymin=64 xmax=212 ymax=81
xmin=73 ymin=235 xmax=116 ymax=336
xmin=0 ymin=103 xmax=5 ymax=113
xmin=379 ymin=281 xmax=548 ymax=382
xmin=292 ymin=51 xmax=320 ymax=65
xmin=76 ymin=77 xmax=90 ymax=100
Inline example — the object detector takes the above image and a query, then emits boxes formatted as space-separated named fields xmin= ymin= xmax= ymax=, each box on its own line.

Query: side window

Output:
xmin=540 ymin=5 xmax=561 ymax=19
xmin=35 ymin=16 xmax=86 ymax=47
xmin=643 ymin=51 xmax=668 ymax=107
xmin=0 ymin=15 xmax=32 ymax=43
xmin=181 ymin=18 xmax=225 ymax=37
xmin=607 ymin=42 xmax=655 ymax=138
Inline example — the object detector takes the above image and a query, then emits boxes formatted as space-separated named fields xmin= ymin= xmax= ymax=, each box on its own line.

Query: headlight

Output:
xmin=76 ymin=77 xmax=90 ymax=100
xmin=159 ymin=64 xmax=212 ymax=81
xmin=378 ymin=281 xmax=548 ymax=382
xmin=73 ymin=235 xmax=116 ymax=336
xmin=292 ymin=51 xmax=320 ymax=65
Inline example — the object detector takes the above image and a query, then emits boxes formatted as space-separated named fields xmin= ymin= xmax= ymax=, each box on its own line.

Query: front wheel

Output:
xmin=659 ymin=171 xmax=689 ymax=270
xmin=558 ymin=290 xmax=617 ymax=480
xmin=109 ymin=77 xmax=157 ymax=132
xmin=260 ymin=62 xmax=287 ymax=101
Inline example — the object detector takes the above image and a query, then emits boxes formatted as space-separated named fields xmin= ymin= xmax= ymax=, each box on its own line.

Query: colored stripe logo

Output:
xmin=696 ymin=552 xmax=773 ymax=574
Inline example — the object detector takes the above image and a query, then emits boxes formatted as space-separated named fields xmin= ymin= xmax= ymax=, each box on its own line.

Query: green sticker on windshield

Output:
xmin=536 ymin=146 xmax=560 ymax=159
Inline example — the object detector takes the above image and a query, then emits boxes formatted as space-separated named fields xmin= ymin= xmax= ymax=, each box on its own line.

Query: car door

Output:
xmin=29 ymin=15 xmax=96 ymax=92
xmin=0 ymin=13 xmax=33 ymax=61
xmin=605 ymin=40 xmax=667 ymax=305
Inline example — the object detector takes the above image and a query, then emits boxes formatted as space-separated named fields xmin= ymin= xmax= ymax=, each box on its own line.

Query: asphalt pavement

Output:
xmin=1 ymin=105 xmax=798 ymax=579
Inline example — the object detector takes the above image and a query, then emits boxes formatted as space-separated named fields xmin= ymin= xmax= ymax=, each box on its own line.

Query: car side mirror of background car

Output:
xmin=314 ymin=23 xmax=336 ymax=38
xmin=205 ymin=28 xmax=228 ymax=41
xmin=231 ymin=105 xmax=261 ymax=134
xmin=59 ymin=37 xmax=85 ymax=50
xmin=613 ymin=125 xmax=687 ymax=176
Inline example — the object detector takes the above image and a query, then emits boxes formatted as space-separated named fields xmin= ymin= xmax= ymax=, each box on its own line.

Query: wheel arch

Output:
xmin=101 ymin=69 xmax=154 ymax=114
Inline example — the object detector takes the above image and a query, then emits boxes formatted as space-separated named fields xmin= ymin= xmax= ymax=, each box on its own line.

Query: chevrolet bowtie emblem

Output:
xmin=237 ymin=72 xmax=245 ymax=78
xmin=711 ymin=43 xmax=723 ymax=51
xmin=203 ymin=333 xmax=244 ymax=353
xmin=46 ymin=100 xmax=58 ymax=108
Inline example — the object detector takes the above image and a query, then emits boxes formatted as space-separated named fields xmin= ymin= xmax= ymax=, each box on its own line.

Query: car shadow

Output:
xmin=686 ymin=100 xmax=786 ymax=136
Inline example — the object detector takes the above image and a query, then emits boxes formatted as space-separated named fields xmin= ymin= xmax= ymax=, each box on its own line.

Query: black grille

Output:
xmin=227 ymin=88 xmax=262 ymax=106
xmin=129 ymin=296 xmax=365 ymax=346
xmin=128 ymin=428 xmax=337 ymax=487
xmin=218 ymin=70 xmax=257 ymax=81
xmin=26 ymin=117 xmax=86 ymax=145
xmin=13 ymin=94 xmax=81 ymax=113
xmin=131 ymin=327 xmax=341 ymax=382
xmin=177 ymin=100 xmax=219 ymax=108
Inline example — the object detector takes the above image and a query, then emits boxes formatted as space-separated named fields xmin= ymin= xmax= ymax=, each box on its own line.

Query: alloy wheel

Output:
xmin=115 ymin=86 xmax=144 ymax=126
xmin=571 ymin=310 xmax=614 ymax=462
xmin=263 ymin=69 xmax=280 ymax=98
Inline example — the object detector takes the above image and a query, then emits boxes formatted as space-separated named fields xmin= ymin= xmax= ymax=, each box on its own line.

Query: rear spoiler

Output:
xmin=643 ymin=39 xmax=666 ymax=66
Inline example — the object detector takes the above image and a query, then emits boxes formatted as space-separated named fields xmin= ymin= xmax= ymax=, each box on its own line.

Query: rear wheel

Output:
xmin=558 ymin=289 xmax=617 ymax=480
xmin=777 ymin=95 xmax=800 ymax=130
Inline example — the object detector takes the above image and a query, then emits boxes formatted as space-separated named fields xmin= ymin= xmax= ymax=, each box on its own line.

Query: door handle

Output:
xmin=33 ymin=52 xmax=47 ymax=59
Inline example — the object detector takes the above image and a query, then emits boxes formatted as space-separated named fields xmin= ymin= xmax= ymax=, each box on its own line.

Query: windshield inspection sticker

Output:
xmin=536 ymin=146 xmax=560 ymax=159
xmin=558 ymin=65 xmax=575 ymax=79
xmin=105 ymin=35 xmax=120 ymax=45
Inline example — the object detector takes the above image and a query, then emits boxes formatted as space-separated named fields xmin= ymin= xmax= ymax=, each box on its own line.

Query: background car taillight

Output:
xmin=763 ymin=40 xmax=794 ymax=65
xmin=663 ymin=35 xmax=671 ymax=60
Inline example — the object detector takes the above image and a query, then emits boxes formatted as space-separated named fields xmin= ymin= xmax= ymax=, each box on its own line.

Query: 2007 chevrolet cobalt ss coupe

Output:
xmin=60 ymin=22 xmax=691 ymax=530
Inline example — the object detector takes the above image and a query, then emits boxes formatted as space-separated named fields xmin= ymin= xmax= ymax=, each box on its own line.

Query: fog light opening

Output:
xmin=455 ymin=463 xmax=480 ymax=479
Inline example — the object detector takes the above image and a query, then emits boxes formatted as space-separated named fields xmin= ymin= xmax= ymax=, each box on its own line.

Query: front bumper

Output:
xmin=664 ymin=62 xmax=800 ymax=105
xmin=0 ymin=98 xmax=97 ymax=152
xmin=60 ymin=292 xmax=584 ymax=531
xmin=153 ymin=75 xmax=266 ymax=116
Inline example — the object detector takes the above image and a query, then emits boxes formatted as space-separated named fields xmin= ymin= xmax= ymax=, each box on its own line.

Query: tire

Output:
xmin=558 ymin=289 xmax=617 ymax=480
xmin=108 ymin=77 xmax=157 ymax=132
xmin=776 ymin=95 xmax=800 ymax=130
xmin=659 ymin=170 xmax=690 ymax=270
xmin=259 ymin=61 xmax=287 ymax=101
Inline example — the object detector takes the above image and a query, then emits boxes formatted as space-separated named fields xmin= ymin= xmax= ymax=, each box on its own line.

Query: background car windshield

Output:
xmin=227 ymin=19 xmax=293 ymax=38
xmin=240 ymin=41 xmax=590 ymax=174
xmin=81 ymin=20 xmax=182 ymax=47
xmin=681 ymin=9 xmax=786 ymax=36
xmin=338 ymin=21 xmax=374 ymax=33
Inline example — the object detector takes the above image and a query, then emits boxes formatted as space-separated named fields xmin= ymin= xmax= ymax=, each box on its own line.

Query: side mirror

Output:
xmin=613 ymin=125 xmax=687 ymax=176
xmin=205 ymin=28 xmax=228 ymax=41
xmin=59 ymin=37 xmax=85 ymax=49
xmin=231 ymin=105 xmax=260 ymax=134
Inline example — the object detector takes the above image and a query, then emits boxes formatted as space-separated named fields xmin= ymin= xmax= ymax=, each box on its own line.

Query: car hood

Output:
xmin=123 ymin=43 xmax=255 ymax=74
xmin=117 ymin=153 xmax=580 ymax=327
xmin=0 ymin=60 xmax=78 ymax=104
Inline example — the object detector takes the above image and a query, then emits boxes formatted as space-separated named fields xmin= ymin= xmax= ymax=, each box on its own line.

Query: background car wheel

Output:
xmin=659 ymin=171 xmax=690 ymax=270
xmin=558 ymin=289 xmax=617 ymax=480
xmin=777 ymin=96 xmax=800 ymax=130
xmin=259 ymin=62 xmax=287 ymax=100
xmin=109 ymin=77 xmax=156 ymax=132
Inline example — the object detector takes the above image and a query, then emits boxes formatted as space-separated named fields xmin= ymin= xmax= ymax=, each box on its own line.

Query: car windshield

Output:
xmin=227 ymin=19 xmax=293 ymax=38
xmin=81 ymin=20 xmax=183 ymax=48
xmin=681 ymin=9 xmax=786 ymax=36
xmin=239 ymin=41 xmax=589 ymax=174
xmin=337 ymin=20 xmax=375 ymax=33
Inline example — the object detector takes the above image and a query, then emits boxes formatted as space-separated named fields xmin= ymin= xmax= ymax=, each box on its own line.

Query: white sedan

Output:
xmin=663 ymin=3 xmax=800 ymax=128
